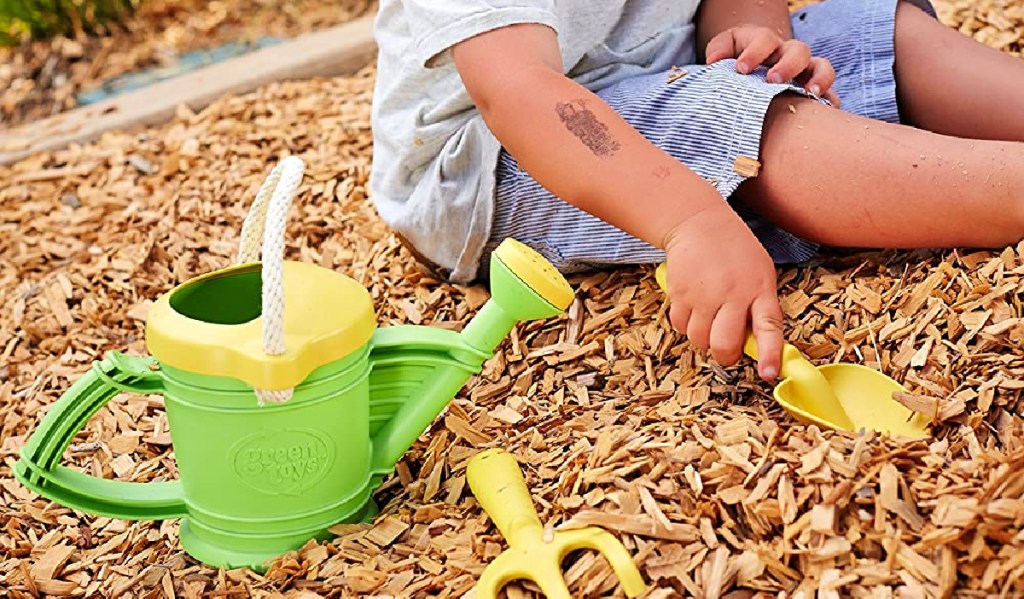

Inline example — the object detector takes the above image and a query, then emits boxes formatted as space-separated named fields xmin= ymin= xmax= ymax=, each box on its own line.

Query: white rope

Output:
xmin=237 ymin=156 xmax=305 ymax=405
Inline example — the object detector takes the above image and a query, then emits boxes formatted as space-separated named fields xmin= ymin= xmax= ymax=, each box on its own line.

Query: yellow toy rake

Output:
xmin=466 ymin=448 xmax=647 ymax=599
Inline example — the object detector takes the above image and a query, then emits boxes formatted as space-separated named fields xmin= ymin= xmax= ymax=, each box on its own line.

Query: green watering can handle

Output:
xmin=14 ymin=352 xmax=186 ymax=520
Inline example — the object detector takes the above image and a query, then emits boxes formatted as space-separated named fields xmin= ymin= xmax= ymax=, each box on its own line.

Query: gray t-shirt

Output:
xmin=370 ymin=1 xmax=701 ymax=282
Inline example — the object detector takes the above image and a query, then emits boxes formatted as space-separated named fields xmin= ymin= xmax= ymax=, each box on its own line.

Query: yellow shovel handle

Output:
xmin=744 ymin=331 xmax=806 ymax=374
xmin=467 ymin=448 xmax=544 ymax=547
xmin=743 ymin=331 xmax=822 ymax=381
xmin=743 ymin=332 xmax=760 ymax=361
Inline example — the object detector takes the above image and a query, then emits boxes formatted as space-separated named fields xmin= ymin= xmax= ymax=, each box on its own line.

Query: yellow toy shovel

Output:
xmin=655 ymin=263 xmax=929 ymax=438
xmin=466 ymin=449 xmax=647 ymax=599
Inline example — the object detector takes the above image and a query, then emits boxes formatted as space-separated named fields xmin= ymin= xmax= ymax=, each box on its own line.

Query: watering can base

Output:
xmin=177 ymin=499 xmax=379 ymax=571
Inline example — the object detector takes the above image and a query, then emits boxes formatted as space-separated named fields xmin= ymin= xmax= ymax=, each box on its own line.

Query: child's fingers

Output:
xmin=823 ymin=88 xmax=841 ymax=109
xmin=799 ymin=57 xmax=836 ymax=99
xmin=669 ymin=303 xmax=692 ymax=336
xmin=750 ymin=294 xmax=784 ymax=381
xmin=685 ymin=307 xmax=716 ymax=352
xmin=766 ymin=40 xmax=812 ymax=84
xmin=708 ymin=303 xmax=748 ymax=367
xmin=705 ymin=30 xmax=737 ymax=64
xmin=734 ymin=30 xmax=781 ymax=74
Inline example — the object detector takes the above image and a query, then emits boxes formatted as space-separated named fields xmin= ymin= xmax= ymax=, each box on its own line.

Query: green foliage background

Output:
xmin=0 ymin=0 xmax=141 ymax=45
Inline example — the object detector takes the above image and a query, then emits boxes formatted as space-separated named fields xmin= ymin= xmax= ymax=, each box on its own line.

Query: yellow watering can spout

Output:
xmin=655 ymin=263 xmax=929 ymax=438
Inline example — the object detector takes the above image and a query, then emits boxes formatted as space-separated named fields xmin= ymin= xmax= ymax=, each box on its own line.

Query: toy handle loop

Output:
xmin=13 ymin=353 xmax=186 ymax=520
xmin=236 ymin=156 xmax=305 ymax=404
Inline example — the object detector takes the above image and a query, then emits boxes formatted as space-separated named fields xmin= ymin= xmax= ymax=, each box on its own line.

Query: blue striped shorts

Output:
xmin=479 ymin=0 xmax=937 ymax=277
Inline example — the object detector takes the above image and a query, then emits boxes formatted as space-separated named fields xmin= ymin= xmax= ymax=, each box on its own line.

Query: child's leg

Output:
xmin=893 ymin=2 xmax=1024 ymax=141
xmin=735 ymin=96 xmax=1024 ymax=249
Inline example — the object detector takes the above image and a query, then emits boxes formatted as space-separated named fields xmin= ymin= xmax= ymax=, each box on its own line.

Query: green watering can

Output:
xmin=14 ymin=157 xmax=574 ymax=570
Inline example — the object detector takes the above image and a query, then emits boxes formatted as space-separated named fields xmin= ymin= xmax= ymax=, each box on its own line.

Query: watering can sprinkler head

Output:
xmin=489 ymin=238 xmax=575 ymax=320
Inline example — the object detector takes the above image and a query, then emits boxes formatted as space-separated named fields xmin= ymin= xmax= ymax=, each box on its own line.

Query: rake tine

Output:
xmin=475 ymin=553 xmax=524 ymax=599
xmin=477 ymin=558 xmax=575 ymax=599
xmin=558 ymin=528 xmax=647 ymax=598
xmin=529 ymin=568 xmax=574 ymax=599
xmin=475 ymin=567 xmax=509 ymax=599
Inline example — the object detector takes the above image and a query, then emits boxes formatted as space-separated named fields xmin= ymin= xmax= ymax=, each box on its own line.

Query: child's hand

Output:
xmin=663 ymin=203 xmax=783 ymax=381
xmin=705 ymin=24 xmax=840 ymax=107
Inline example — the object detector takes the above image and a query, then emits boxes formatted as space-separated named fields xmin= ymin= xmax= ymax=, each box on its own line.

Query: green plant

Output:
xmin=0 ymin=0 xmax=141 ymax=46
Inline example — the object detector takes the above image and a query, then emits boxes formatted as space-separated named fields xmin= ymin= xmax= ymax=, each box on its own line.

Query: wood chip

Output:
xmin=732 ymin=155 xmax=761 ymax=177
xmin=893 ymin=391 xmax=968 ymax=424
xmin=364 ymin=518 xmax=409 ymax=547
xmin=31 ymin=543 xmax=75 ymax=580
xmin=443 ymin=414 xmax=490 ymax=446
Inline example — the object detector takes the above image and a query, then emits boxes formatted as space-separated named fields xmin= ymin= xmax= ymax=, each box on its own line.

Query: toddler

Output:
xmin=370 ymin=0 xmax=1024 ymax=380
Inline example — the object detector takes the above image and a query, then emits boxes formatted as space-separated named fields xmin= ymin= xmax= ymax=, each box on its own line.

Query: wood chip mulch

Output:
xmin=0 ymin=0 xmax=376 ymax=130
xmin=2 ymin=1 xmax=1024 ymax=597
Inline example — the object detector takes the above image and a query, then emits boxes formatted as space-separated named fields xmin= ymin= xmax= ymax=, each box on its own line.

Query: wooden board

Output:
xmin=0 ymin=16 xmax=377 ymax=166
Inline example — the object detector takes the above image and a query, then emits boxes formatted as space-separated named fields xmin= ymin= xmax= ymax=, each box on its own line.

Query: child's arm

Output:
xmin=696 ymin=0 xmax=839 ymax=104
xmin=454 ymin=24 xmax=721 ymax=253
xmin=452 ymin=24 xmax=785 ymax=380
